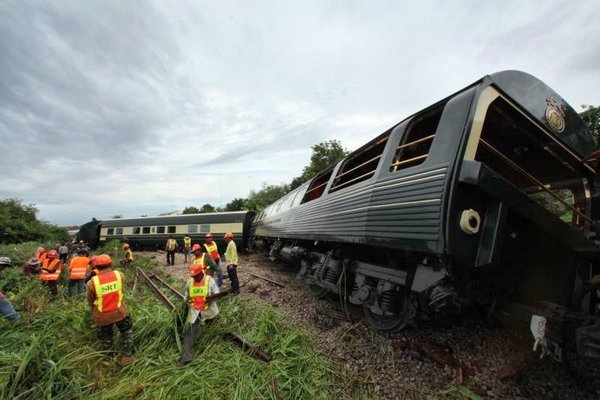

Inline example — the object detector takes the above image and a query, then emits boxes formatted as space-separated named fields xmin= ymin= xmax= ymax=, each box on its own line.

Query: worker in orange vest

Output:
xmin=190 ymin=244 xmax=217 ymax=274
xmin=36 ymin=246 xmax=48 ymax=262
xmin=39 ymin=250 xmax=63 ymax=296
xmin=203 ymin=233 xmax=223 ymax=286
xmin=165 ymin=235 xmax=177 ymax=266
xmin=86 ymin=254 xmax=134 ymax=365
xmin=180 ymin=261 xmax=220 ymax=365
xmin=67 ymin=248 xmax=90 ymax=296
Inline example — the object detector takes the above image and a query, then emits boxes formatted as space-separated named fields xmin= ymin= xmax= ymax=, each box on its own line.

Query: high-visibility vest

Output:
xmin=69 ymin=256 xmax=89 ymax=280
xmin=188 ymin=276 xmax=212 ymax=311
xmin=203 ymin=241 xmax=220 ymax=261
xmin=92 ymin=271 xmax=123 ymax=313
xmin=167 ymin=239 xmax=177 ymax=250
xmin=184 ymin=237 xmax=191 ymax=249
xmin=39 ymin=259 xmax=62 ymax=281
xmin=192 ymin=254 xmax=208 ymax=270
xmin=39 ymin=252 xmax=48 ymax=262
xmin=125 ymin=249 xmax=134 ymax=261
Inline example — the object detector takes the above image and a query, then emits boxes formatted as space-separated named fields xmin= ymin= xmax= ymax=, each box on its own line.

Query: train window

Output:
xmin=151 ymin=227 xmax=156 ymax=233
xmin=142 ymin=227 xmax=150 ymax=234
xmin=133 ymin=227 xmax=141 ymax=234
xmin=167 ymin=226 xmax=176 ymax=233
xmin=199 ymin=224 xmax=210 ymax=233
xmin=474 ymin=97 xmax=581 ymax=225
xmin=330 ymin=132 xmax=390 ymax=192
xmin=157 ymin=226 xmax=165 ymax=234
xmin=301 ymin=169 xmax=333 ymax=204
xmin=107 ymin=228 xmax=114 ymax=235
xmin=291 ymin=185 xmax=308 ymax=208
xmin=116 ymin=228 xmax=123 ymax=234
xmin=390 ymin=106 xmax=443 ymax=172
xmin=188 ymin=225 xmax=198 ymax=233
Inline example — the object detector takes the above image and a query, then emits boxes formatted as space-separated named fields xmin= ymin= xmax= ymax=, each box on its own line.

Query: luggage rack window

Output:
xmin=390 ymin=105 xmax=443 ymax=172
xmin=301 ymin=169 xmax=334 ymax=204
xmin=330 ymin=132 xmax=390 ymax=193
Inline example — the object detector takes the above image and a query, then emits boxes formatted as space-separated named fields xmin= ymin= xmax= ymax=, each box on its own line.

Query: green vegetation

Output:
xmin=0 ymin=199 xmax=68 ymax=245
xmin=0 ymin=252 xmax=342 ymax=399
xmin=580 ymin=105 xmax=600 ymax=141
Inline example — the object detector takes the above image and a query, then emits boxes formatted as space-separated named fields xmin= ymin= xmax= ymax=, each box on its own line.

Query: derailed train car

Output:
xmin=78 ymin=211 xmax=255 ymax=252
xmin=251 ymin=71 xmax=600 ymax=360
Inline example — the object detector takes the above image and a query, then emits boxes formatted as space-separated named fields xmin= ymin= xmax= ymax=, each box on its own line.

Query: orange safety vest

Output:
xmin=167 ymin=239 xmax=177 ymax=250
xmin=188 ymin=276 xmax=211 ymax=311
xmin=39 ymin=252 xmax=48 ymax=262
xmin=184 ymin=237 xmax=191 ymax=249
xmin=69 ymin=256 xmax=89 ymax=280
xmin=92 ymin=271 xmax=123 ymax=313
xmin=39 ymin=259 xmax=62 ymax=281
xmin=192 ymin=253 xmax=208 ymax=270
xmin=203 ymin=241 xmax=220 ymax=261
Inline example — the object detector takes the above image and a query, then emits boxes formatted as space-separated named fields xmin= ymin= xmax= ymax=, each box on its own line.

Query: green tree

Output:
xmin=245 ymin=183 xmax=290 ymax=213
xmin=290 ymin=139 xmax=349 ymax=189
xmin=182 ymin=206 xmax=201 ymax=214
xmin=200 ymin=203 xmax=216 ymax=213
xmin=581 ymin=105 xmax=600 ymax=142
xmin=224 ymin=198 xmax=246 ymax=211
xmin=0 ymin=198 xmax=68 ymax=244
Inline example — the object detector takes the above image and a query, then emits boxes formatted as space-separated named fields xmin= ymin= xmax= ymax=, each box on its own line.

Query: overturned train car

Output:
xmin=251 ymin=71 xmax=600 ymax=361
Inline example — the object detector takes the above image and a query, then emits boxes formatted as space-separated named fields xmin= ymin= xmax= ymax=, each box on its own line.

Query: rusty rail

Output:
xmin=227 ymin=332 xmax=272 ymax=362
xmin=149 ymin=273 xmax=185 ymax=300
xmin=248 ymin=272 xmax=286 ymax=288
xmin=136 ymin=267 xmax=177 ymax=311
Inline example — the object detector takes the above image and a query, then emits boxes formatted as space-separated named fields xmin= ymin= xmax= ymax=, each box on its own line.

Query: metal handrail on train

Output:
xmin=390 ymin=134 xmax=435 ymax=171
xmin=479 ymin=138 xmax=594 ymax=225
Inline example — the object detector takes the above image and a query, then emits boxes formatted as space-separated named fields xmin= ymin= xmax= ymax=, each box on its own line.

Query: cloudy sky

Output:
xmin=1 ymin=1 xmax=598 ymax=226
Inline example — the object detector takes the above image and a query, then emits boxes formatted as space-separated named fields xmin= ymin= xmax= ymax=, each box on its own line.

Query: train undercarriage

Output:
xmin=252 ymin=237 xmax=600 ymax=361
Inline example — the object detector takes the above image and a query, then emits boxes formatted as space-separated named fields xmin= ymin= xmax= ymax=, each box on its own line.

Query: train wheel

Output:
xmin=308 ymin=284 xmax=329 ymax=299
xmin=363 ymin=291 xmax=414 ymax=332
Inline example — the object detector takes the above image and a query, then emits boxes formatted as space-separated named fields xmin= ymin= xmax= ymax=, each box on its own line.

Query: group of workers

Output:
xmin=1 ymin=232 xmax=240 ymax=366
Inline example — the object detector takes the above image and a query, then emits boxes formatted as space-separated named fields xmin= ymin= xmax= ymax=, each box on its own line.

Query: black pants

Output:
xmin=44 ymin=280 xmax=58 ymax=296
xmin=60 ymin=254 xmax=68 ymax=264
xmin=97 ymin=316 xmax=134 ymax=356
xmin=166 ymin=250 xmax=175 ymax=266
xmin=228 ymin=264 xmax=239 ymax=294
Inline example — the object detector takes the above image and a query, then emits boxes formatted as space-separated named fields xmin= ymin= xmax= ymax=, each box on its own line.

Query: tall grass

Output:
xmin=0 ymin=252 xmax=342 ymax=399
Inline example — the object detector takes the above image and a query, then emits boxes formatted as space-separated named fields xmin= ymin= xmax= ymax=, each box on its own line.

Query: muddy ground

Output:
xmin=147 ymin=251 xmax=600 ymax=399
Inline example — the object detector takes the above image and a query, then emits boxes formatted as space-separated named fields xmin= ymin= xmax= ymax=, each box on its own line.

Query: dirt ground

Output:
xmin=148 ymin=251 xmax=600 ymax=400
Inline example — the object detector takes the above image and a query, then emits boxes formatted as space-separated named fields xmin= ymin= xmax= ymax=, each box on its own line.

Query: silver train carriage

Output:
xmin=251 ymin=71 xmax=600 ymax=360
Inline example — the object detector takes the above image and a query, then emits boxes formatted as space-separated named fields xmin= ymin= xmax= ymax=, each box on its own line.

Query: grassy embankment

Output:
xmin=0 ymin=243 xmax=349 ymax=399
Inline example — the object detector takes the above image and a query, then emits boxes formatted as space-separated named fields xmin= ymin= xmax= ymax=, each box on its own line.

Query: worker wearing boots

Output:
xmin=86 ymin=254 xmax=135 ymax=365
xmin=180 ymin=261 xmax=219 ymax=365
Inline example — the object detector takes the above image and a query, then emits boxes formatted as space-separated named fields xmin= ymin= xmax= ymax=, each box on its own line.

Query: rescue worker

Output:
xmin=180 ymin=261 xmax=220 ymax=365
xmin=120 ymin=243 xmax=134 ymax=267
xmin=23 ymin=257 xmax=41 ymax=276
xmin=165 ymin=235 xmax=177 ymax=266
xmin=86 ymin=254 xmax=134 ymax=364
xmin=67 ymin=249 xmax=90 ymax=296
xmin=85 ymin=256 xmax=101 ymax=284
xmin=0 ymin=257 xmax=19 ymax=321
xmin=183 ymin=234 xmax=192 ymax=264
xmin=39 ymin=250 xmax=63 ymax=296
xmin=190 ymin=244 xmax=217 ymax=276
xmin=58 ymin=243 xmax=69 ymax=264
xmin=203 ymin=233 xmax=224 ymax=286
xmin=223 ymin=232 xmax=240 ymax=296
xmin=36 ymin=247 xmax=48 ymax=262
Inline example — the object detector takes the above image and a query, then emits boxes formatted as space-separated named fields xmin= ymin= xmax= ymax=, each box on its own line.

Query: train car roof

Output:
xmin=100 ymin=211 xmax=253 ymax=227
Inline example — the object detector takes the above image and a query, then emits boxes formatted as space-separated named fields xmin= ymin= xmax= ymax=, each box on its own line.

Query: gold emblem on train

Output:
xmin=545 ymin=96 xmax=566 ymax=134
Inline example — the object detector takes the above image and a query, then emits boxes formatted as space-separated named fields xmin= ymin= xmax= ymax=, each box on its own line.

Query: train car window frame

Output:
xmin=291 ymin=184 xmax=309 ymax=208
xmin=330 ymin=132 xmax=390 ymax=193
xmin=142 ymin=227 xmax=151 ymax=234
xmin=157 ymin=226 xmax=165 ymax=234
xmin=133 ymin=227 xmax=141 ymax=235
xmin=199 ymin=224 xmax=210 ymax=233
xmin=300 ymin=169 xmax=334 ymax=204
xmin=188 ymin=225 xmax=198 ymax=233
xmin=151 ymin=227 xmax=156 ymax=233
xmin=107 ymin=228 xmax=114 ymax=235
xmin=465 ymin=87 xmax=587 ymax=229
xmin=167 ymin=226 xmax=176 ymax=234
xmin=116 ymin=228 xmax=123 ymax=234
xmin=389 ymin=105 xmax=443 ymax=172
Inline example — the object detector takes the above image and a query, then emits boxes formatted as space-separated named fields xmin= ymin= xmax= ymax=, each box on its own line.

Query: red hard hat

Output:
xmin=89 ymin=255 xmax=98 ymax=266
xmin=192 ymin=244 xmax=202 ymax=252
xmin=94 ymin=254 xmax=113 ymax=267
xmin=189 ymin=264 xmax=204 ymax=277
xmin=47 ymin=250 xmax=58 ymax=258
xmin=224 ymin=232 xmax=234 ymax=239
